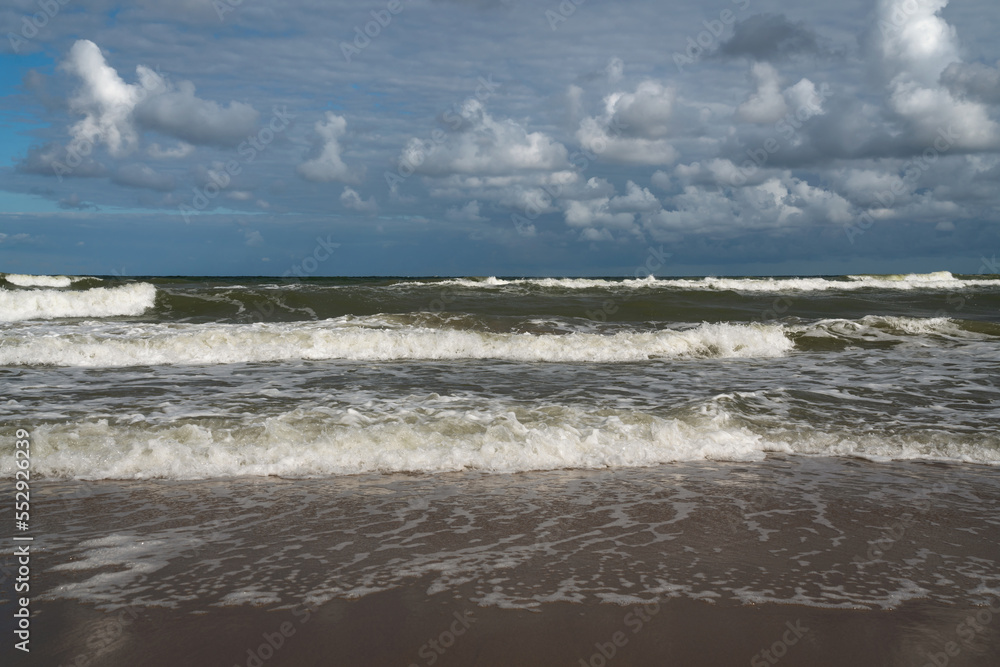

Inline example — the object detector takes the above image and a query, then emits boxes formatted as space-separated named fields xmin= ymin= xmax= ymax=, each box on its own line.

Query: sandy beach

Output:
xmin=6 ymin=456 xmax=1000 ymax=666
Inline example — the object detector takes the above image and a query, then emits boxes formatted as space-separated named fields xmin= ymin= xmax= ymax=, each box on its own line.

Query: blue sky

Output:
xmin=1 ymin=0 xmax=999 ymax=276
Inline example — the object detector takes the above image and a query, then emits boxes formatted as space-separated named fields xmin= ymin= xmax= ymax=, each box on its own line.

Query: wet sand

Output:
xmin=17 ymin=589 xmax=1000 ymax=666
xmin=3 ymin=456 xmax=1000 ymax=665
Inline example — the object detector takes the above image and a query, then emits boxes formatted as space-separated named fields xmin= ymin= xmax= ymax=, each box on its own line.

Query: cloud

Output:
xmin=940 ymin=61 xmax=1000 ymax=104
xmin=564 ymin=197 xmax=638 ymax=234
xmin=644 ymin=173 xmax=853 ymax=239
xmin=559 ymin=178 xmax=661 ymax=238
xmin=718 ymin=14 xmax=821 ymax=61
xmin=605 ymin=80 xmax=675 ymax=139
xmin=576 ymin=80 xmax=679 ymax=165
xmin=445 ymin=200 xmax=487 ymax=222
xmin=59 ymin=40 xmax=159 ymax=156
xmin=147 ymin=142 xmax=195 ymax=159
xmin=340 ymin=186 xmax=378 ymax=214
xmin=58 ymin=39 xmax=259 ymax=156
xmin=736 ymin=63 xmax=788 ymax=124
xmin=134 ymin=80 xmax=259 ymax=148
xmin=605 ymin=57 xmax=624 ymax=84
xmin=111 ymin=163 xmax=176 ymax=191
xmin=874 ymin=0 xmax=999 ymax=150
xmin=16 ymin=143 xmax=107 ymax=178
xmin=244 ymin=230 xmax=264 ymax=246
xmin=297 ymin=112 xmax=358 ymax=184
xmin=608 ymin=180 xmax=661 ymax=213
xmin=58 ymin=194 xmax=96 ymax=210
xmin=403 ymin=99 xmax=570 ymax=177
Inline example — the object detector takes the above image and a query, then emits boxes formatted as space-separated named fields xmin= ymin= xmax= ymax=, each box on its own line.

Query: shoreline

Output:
xmin=4 ymin=455 xmax=1000 ymax=665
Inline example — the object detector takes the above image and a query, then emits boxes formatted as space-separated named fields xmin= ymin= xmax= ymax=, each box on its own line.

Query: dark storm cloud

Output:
xmin=941 ymin=62 xmax=1000 ymax=105
xmin=717 ymin=13 xmax=822 ymax=61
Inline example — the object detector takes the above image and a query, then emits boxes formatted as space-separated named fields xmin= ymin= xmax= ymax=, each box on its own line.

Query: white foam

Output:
xmin=3 ymin=273 xmax=82 ymax=287
xmin=393 ymin=271 xmax=1000 ymax=292
xmin=0 ymin=283 xmax=156 ymax=322
xmin=794 ymin=315 xmax=985 ymax=342
xmin=0 ymin=320 xmax=792 ymax=367
xmin=13 ymin=395 xmax=999 ymax=480
xmin=13 ymin=405 xmax=782 ymax=480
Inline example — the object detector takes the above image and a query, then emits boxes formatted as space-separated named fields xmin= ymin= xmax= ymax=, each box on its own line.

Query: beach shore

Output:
xmin=22 ymin=588 xmax=1000 ymax=667
xmin=4 ymin=456 xmax=1000 ymax=665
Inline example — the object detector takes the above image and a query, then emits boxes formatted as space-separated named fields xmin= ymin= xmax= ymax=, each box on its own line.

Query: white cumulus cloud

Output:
xmin=297 ymin=113 xmax=358 ymax=184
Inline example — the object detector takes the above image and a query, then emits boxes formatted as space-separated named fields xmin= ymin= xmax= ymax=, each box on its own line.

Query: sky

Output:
xmin=1 ymin=0 xmax=999 ymax=277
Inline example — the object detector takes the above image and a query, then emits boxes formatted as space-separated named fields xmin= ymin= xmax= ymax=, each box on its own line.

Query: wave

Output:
xmin=2 ymin=314 xmax=994 ymax=367
xmin=0 ymin=320 xmax=792 ymax=367
xmin=791 ymin=315 xmax=1000 ymax=345
xmin=0 ymin=283 xmax=157 ymax=322
xmin=8 ymin=401 xmax=999 ymax=480
xmin=2 ymin=273 xmax=87 ymax=288
xmin=391 ymin=271 xmax=1000 ymax=292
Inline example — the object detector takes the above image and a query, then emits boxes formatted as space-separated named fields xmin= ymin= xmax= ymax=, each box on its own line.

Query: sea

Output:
xmin=2 ymin=270 xmax=1000 ymax=653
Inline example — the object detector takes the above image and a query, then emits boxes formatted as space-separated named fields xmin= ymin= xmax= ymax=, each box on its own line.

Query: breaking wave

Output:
xmin=2 ymin=273 xmax=85 ymax=288
xmin=0 ymin=320 xmax=792 ymax=367
xmin=0 ymin=283 xmax=156 ymax=322
xmin=392 ymin=271 xmax=1000 ymax=292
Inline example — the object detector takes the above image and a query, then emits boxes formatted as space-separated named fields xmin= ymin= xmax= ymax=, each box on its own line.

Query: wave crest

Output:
xmin=0 ymin=283 xmax=156 ymax=322
xmin=0 ymin=320 xmax=792 ymax=367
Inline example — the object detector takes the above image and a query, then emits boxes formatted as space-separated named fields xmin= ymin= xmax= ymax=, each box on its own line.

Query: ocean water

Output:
xmin=3 ymin=271 xmax=1000 ymax=617
xmin=3 ymin=270 xmax=1000 ymax=478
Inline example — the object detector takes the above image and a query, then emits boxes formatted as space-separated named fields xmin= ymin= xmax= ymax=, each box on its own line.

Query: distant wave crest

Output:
xmin=391 ymin=271 xmax=1000 ymax=292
